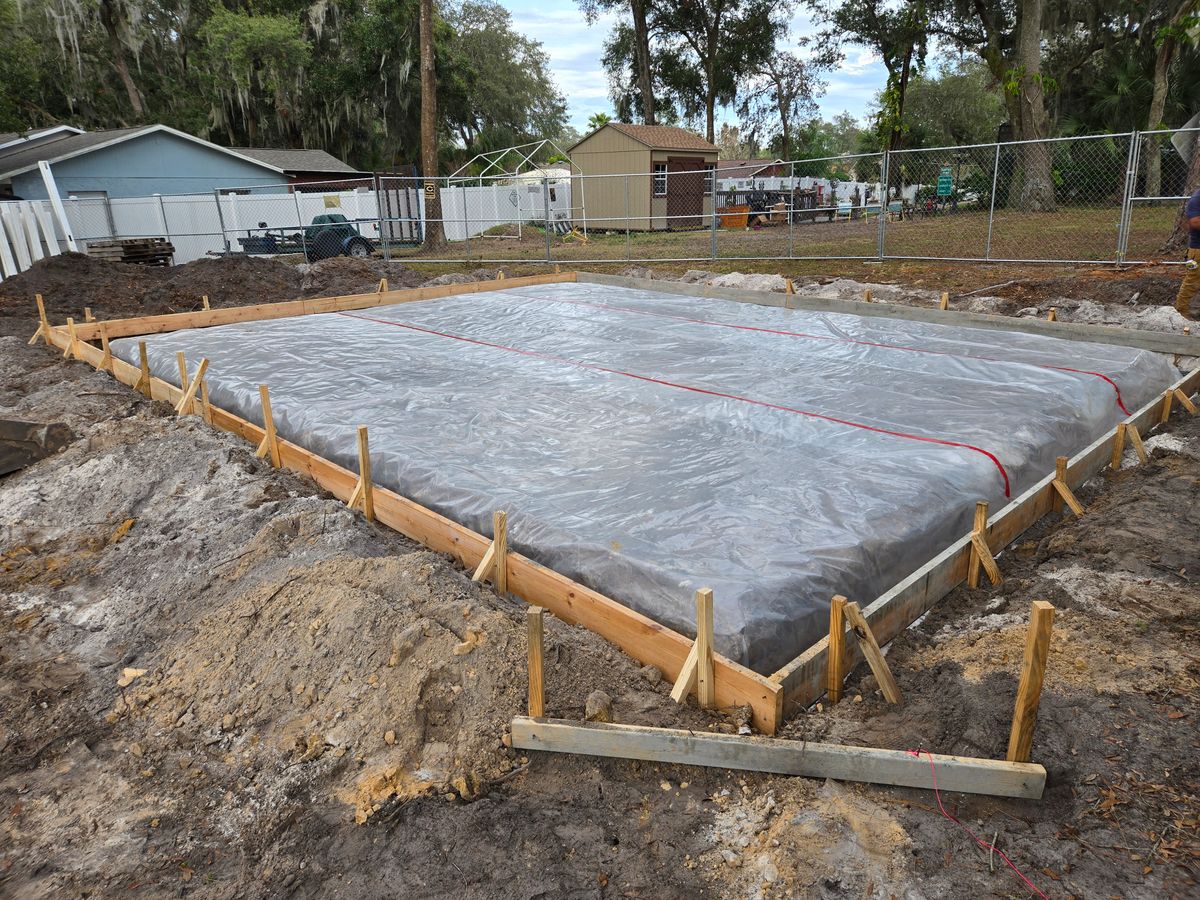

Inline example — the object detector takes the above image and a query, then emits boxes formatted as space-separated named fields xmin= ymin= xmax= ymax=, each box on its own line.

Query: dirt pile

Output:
xmin=299 ymin=257 xmax=429 ymax=297
xmin=140 ymin=256 xmax=302 ymax=309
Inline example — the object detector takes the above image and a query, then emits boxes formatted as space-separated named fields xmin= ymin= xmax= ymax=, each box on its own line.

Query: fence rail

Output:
xmin=2 ymin=128 xmax=1197 ymax=282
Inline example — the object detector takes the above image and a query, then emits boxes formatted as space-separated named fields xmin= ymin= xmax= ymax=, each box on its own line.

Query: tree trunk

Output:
xmin=1145 ymin=0 xmax=1189 ymax=197
xmin=100 ymin=0 xmax=144 ymax=118
xmin=1012 ymin=0 xmax=1055 ymax=211
xmin=630 ymin=0 xmax=656 ymax=125
xmin=420 ymin=0 xmax=446 ymax=250
xmin=1164 ymin=132 xmax=1200 ymax=252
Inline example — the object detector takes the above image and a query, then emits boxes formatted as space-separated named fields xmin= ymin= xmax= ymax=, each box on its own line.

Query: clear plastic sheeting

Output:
xmin=111 ymin=283 xmax=1178 ymax=675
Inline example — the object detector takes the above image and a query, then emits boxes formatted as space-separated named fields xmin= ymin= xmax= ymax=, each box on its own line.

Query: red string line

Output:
xmin=336 ymin=311 xmax=1012 ymax=496
xmin=511 ymin=292 xmax=1131 ymax=415
xmin=907 ymin=749 xmax=1049 ymax=899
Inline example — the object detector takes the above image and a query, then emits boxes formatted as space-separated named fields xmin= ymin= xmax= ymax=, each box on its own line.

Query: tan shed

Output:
xmin=568 ymin=123 xmax=718 ymax=231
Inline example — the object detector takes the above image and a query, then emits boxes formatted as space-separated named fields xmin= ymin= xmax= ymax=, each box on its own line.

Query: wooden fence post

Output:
xmin=1006 ymin=601 xmax=1055 ymax=763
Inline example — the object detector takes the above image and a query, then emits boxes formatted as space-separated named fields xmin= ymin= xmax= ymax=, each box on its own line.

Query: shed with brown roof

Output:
xmin=568 ymin=123 xmax=718 ymax=231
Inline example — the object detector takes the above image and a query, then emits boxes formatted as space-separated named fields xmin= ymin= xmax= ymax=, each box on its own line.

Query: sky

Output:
xmin=496 ymin=0 xmax=889 ymax=133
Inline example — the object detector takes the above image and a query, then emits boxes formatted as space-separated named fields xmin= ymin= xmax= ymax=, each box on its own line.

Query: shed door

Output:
xmin=665 ymin=156 xmax=705 ymax=229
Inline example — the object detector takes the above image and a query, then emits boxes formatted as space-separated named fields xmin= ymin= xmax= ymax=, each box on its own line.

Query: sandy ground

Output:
xmin=1 ymin=255 xmax=1198 ymax=898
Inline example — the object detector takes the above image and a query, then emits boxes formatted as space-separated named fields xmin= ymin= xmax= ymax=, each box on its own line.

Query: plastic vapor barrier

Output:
xmin=112 ymin=283 xmax=1178 ymax=675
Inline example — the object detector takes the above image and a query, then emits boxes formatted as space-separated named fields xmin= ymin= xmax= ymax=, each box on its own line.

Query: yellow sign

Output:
xmin=424 ymin=181 xmax=437 ymax=197
xmin=323 ymin=196 xmax=341 ymax=208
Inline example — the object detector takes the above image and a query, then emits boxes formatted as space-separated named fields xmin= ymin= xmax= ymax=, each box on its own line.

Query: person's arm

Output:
xmin=1187 ymin=193 xmax=1200 ymax=229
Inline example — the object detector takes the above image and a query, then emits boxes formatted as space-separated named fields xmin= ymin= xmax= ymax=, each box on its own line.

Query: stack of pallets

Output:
xmin=85 ymin=237 xmax=175 ymax=266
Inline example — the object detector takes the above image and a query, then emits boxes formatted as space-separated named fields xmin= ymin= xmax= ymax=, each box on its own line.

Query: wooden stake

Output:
xmin=84 ymin=307 xmax=95 ymax=323
xmin=135 ymin=341 xmax=151 ymax=397
xmin=498 ymin=270 xmax=505 ymax=281
xmin=1047 ymin=307 xmax=1057 ymax=322
xmin=1173 ymin=388 xmax=1197 ymax=415
xmin=527 ymin=606 xmax=545 ymax=717
xmin=36 ymin=294 xmax=50 ymax=346
xmin=255 ymin=384 xmax=281 ymax=467
xmin=843 ymin=601 xmax=903 ymax=705
xmin=63 ymin=317 xmax=77 ymax=359
xmin=200 ymin=378 xmax=211 ymax=424
xmin=1110 ymin=422 xmax=1127 ymax=470
xmin=469 ymin=510 xmax=508 ymax=592
xmin=1051 ymin=456 xmax=1084 ymax=517
xmin=99 ymin=327 xmax=112 ymax=372
xmin=348 ymin=425 xmax=376 ymax=521
xmin=201 ymin=294 xmax=211 ymax=311
xmin=827 ymin=595 xmax=847 ymax=705
xmin=493 ymin=510 xmax=508 ymax=594
xmin=939 ymin=291 xmax=949 ymax=311
xmin=863 ymin=288 xmax=872 ymax=302
xmin=377 ymin=279 xmax=387 ymax=293
xmin=670 ymin=644 xmax=699 ymax=704
xmin=1006 ymin=601 xmax=1055 ymax=763
xmin=174 ymin=357 xmax=209 ymax=415
xmin=966 ymin=500 xmax=1001 ymax=588
xmin=174 ymin=351 xmax=190 ymax=411
xmin=554 ymin=263 xmax=561 ymax=274
xmin=1161 ymin=389 xmax=1174 ymax=425
xmin=1127 ymin=422 xmax=1148 ymax=464
xmin=694 ymin=588 xmax=715 ymax=708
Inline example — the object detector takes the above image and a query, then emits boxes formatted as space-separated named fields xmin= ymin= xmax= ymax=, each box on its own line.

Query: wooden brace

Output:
xmin=471 ymin=510 xmax=508 ymax=592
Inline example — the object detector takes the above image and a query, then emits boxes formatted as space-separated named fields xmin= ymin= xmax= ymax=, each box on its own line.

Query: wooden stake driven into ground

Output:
xmin=939 ymin=291 xmax=949 ymax=311
xmin=347 ymin=425 xmax=375 ymax=521
xmin=63 ymin=318 xmax=77 ymax=359
xmin=173 ymin=357 xmax=209 ymax=415
xmin=1127 ymin=422 xmax=1148 ymax=464
xmin=135 ymin=341 xmax=151 ymax=396
xmin=84 ymin=307 xmax=95 ymax=323
xmin=377 ymin=279 xmax=387 ymax=293
xmin=527 ymin=606 xmax=545 ymax=717
xmin=1051 ymin=456 xmax=1084 ymax=517
xmin=1007 ymin=600 xmax=1055 ymax=763
xmin=843 ymin=601 xmax=903 ymax=705
xmin=967 ymin=500 xmax=1002 ymax=588
xmin=1047 ymin=307 xmax=1057 ymax=322
xmin=827 ymin=595 xmax=847 ymax=705
xmin=99 ymin=326 xmax=112 ymax=373
xmin=1162 ymin=387 xmax=1198 ymax=424
xmin=202 ymin=295 xmax=211 ymax=311
xmin=255 ymin=384 xmax=281 ymax=468
xmin=471 ymin=510 xmax=509 ymax=592
xmin=669 ymin=588 xmax=716 ymax=708
xmin=175 ymin=352 xmax=191 ymax=413
xmin=27 ymin=294 xmax=51 ymax=346
xmin=1110 ymin=422 xmax=1127 ymax=470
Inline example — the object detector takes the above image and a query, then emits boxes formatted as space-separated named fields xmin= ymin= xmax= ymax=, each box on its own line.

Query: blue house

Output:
xmin=0 ymin=124 xmax=291 ymax=200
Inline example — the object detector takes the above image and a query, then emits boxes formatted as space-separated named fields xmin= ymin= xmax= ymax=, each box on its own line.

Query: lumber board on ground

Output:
xmin=66 ymin=272 xmax=578 ymax=342
xmin=770 ymin=365 xmax=1200 ymax=715
xmin=509 ymin=717 xmax=1046 ymax=800
xmin=44 ymin=322 xmax=784 ymax=734
xmin=577 ymin=273 xmax=1200 ymax=357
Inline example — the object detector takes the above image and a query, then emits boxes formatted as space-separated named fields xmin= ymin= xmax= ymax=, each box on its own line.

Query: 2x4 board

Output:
xmin=47 ymin=272 xmax=1200 ymax=733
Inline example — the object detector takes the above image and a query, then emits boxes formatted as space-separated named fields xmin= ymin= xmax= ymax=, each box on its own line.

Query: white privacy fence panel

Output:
xmin=0 ymin=199 xmax=65 ymax=282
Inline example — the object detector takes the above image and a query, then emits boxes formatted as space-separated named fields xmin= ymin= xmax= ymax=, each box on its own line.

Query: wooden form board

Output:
xmin=770 ymin=364 xmax=1200 ymax=715
xmin=42 ymin=276 xmax=784 ymax=733
xmin=578 ymin=272 xmax=1200 ymax=358
xmin=509 ymin=717 xmax=1047 ymax=800
xmin=65 ymin=271 xmax=578 ymax=342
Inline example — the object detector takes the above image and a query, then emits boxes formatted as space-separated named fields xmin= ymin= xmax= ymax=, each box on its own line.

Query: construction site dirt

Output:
xmin=1 ymin=253 xmax=1198 ymax=899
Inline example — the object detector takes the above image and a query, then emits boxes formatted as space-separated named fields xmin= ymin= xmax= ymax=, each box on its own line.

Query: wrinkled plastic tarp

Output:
xmin=112 ymin=283 xmax=1177 ymax=674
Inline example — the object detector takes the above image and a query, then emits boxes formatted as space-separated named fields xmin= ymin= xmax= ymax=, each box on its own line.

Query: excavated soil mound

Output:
xmin=300 ymin=257 xmax=429 ymax=297
xmin=0 ymin=253 xmax=302 ymax=333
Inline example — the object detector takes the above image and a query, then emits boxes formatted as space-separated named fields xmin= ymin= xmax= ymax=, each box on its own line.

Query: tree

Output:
xmin=811 ymin=0 xmax=928 ymax=154
xmin=588 ymin=112 xmax=613 ymax=130
xmin=577 ymin=0 xmax=658 ymax=124
xmin=737 ymin=50 xmax=826 ymax=160
xmin=653 ymin=0 xmax=785 ymax=143
xmin=420 ymin=0 xmax=446 ymax=249
xmin=1146 ymin=3 xmax=1199 ymax=196
xmin=928 ymin=0 xmax=1056 ymax=210
xmin=900 ymin=60 xmax=1005 ymax=148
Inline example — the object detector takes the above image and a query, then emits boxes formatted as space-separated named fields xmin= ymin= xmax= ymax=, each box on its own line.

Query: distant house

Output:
xmin=569 ymin=123 xmax=719 ymax=231
xmin=229 ymin=147 xmax=367 ymax=185
xmin=0 ymin=124 xmax=362 ymax=201
xmin=717 ymin=158 xmax=788 ymax=181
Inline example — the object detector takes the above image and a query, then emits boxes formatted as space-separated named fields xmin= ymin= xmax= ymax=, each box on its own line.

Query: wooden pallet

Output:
xmin=86 ymin=238 xmax=175 ymax=267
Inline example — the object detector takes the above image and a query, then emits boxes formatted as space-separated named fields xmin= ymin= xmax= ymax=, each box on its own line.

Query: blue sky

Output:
xmin=497 ymin=0 xmax=889 ymax=132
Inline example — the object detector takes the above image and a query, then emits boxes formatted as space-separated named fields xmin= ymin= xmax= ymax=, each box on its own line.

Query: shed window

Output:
xmin=653 ymin=163 xmax=667 ymax=196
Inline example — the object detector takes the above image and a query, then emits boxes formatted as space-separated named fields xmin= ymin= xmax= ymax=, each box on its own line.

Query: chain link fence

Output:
xmin=28 ymin=128 xmax=1198 ymax=270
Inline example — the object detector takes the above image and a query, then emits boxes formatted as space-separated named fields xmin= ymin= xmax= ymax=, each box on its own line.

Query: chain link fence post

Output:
xmin=710 ymin=165 xmax=718 ymax=261
xmin=212 ymin=190 xmax=230 ymax=254
xmin=1117 ymin=131 xmax=1139 ymax=263
xmin=876 ymin=151 xmax=889 ymax=259
xmin=985 ymin=143 xmax=1000 ymax=260
xmin=543 ymin=176 xmax=552 ymax=263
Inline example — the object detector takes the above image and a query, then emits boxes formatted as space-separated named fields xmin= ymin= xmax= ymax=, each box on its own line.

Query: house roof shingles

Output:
xmin=0 ymin=127 xmax=147 ymax=179
xmin=584 ymin=123 xmax=718 ymax=153
xmin=229 ymin=147 xmax=362 ymax=175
